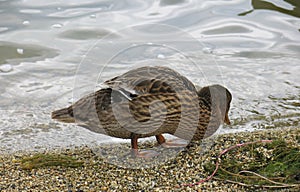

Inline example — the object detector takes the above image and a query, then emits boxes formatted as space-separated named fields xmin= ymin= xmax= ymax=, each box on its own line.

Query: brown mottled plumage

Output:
xmin=52 ymin=66 xmax=232 ymax=157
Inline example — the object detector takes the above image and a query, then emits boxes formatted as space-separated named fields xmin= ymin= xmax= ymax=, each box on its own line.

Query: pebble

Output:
xmin=0 ymin=128 xmax=299 ymax=191
xmin=157 ymin=54 xmax=165 ymax=59
xmin=22 ymin=20 xmax=30 ymax=25
xmin=0 ymin=64 xmax=13 ymax=73
xmin=17 ymin=48 xmax=24 ymax=54
xmin=89 ymin=14 xmax=96 ymax=18
xmin=202 ymin=47 xmax=213 ymax=54
xmin=51 ymin=23 xmax=63 ymax=29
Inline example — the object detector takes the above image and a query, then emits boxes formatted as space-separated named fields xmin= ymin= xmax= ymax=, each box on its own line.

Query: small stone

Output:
xmin=10 ymin=183 xmax=16 ymax=189
xmin=90 ymin=14 xmax=96 ymax=18
xmin=0 ymin=64 xmax=13 ymax=73
xmin=51 ymin=23 xmax=63 ymax=29
xmin=157 ymin=54 xmax=165 ymax=59
xmin=202 ymin=47 xmax=213 ymax=54
xmin=17 ymin=48 xmax=24 ymax=54
xmin=68 ymin=97 xmax=74 ymax=104
xmin=22 ymin=20 xmax=30 ymax=25
xmin=127 ymin=176 xmax=133 ymax=181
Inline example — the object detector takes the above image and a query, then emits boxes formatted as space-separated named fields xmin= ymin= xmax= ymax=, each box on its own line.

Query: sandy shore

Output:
xmin=0 ymin=127 xmax=299 ymax=192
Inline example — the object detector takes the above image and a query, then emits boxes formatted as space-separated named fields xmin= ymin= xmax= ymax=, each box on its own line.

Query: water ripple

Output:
xmin=0 ymin=0 xmax=299 ymax=153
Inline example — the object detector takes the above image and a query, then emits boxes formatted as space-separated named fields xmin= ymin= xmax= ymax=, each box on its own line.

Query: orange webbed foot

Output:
xmin=156 ymin=134 xmax=187 ymax=148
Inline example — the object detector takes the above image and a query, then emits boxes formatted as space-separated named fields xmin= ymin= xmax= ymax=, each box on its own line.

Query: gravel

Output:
xmin=0 ymin=127 xmax=299 ymax=192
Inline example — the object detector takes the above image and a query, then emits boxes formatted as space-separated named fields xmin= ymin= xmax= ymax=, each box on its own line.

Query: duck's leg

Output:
xmin=156 ymin=134 xmax=187 ymax=148
xmin=155 ymin=134 xmax=166 ymax=144
xmin=131 ymin=134 xmax=158 ymax=158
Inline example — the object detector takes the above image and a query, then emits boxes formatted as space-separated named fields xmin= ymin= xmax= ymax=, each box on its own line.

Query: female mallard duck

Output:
xmin=52 ymin=66 xmax=232 ymax=157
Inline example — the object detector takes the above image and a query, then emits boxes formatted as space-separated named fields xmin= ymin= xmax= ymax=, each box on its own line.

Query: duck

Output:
xmin=52 ymin=66 xmax=232 ymax=157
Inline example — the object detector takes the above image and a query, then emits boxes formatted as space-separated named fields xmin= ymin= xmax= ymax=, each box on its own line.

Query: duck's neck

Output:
xmin=197 ymin=93 xmax=223 ymax=139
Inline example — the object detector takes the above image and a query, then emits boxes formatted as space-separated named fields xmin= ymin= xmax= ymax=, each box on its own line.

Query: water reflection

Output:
xmin=159 ymin=0 xmax=186 ymax=6
xmin=0 ymin=41 xmax=58 ymax=65
xmin=59 ymin=28 xmax=119 ymax=40
xmin=239 ymin=0 xmax=300 ymax=18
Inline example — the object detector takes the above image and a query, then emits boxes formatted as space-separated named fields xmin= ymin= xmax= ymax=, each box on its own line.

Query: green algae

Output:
xmin=20 ymin=153 xmax=84 ymax=170
xmin=204 ymin=139 xmax=300 ymax=189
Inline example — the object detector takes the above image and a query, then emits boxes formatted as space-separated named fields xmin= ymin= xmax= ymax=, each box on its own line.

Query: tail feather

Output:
xmin=51 ymin=106 xmax=75 ymax=123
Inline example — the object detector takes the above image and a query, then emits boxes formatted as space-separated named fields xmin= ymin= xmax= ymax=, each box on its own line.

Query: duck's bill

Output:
xmin=224 ymin=113 xmax=231 ymax=125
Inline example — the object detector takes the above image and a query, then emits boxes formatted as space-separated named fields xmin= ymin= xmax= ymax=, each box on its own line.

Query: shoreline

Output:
xmin=1 ymin=127 xmax=299 ymax=191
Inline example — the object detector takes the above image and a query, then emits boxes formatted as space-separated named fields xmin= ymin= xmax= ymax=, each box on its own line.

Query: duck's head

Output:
xmin=198 ymin=84 xmax=232 ymax=125
xmin=51 ymin=106 xmax=75 ymax=123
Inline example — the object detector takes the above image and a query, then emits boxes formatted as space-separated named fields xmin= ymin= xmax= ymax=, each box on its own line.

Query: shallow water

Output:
xmin=0 ymin=0 xmax=299 ymax=153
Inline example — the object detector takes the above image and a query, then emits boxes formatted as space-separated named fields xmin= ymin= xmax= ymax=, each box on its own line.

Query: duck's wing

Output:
xmin=59 ymin=88 xmax=137 ymax=134
xmin=69 ymin=86 xmax=173 ymax=136
xmin=104 ymin=66 xmax=197 ymax=94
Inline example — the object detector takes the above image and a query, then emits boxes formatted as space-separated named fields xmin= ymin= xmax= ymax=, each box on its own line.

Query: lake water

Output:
xmin=0 ymin=0 xmax=299 ymax=153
